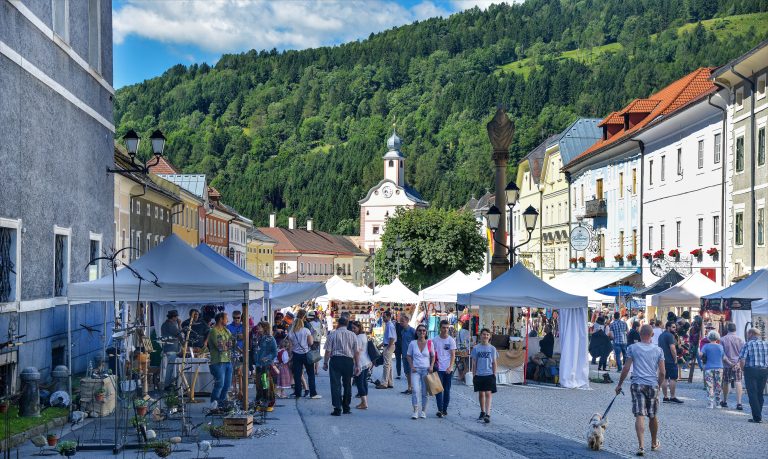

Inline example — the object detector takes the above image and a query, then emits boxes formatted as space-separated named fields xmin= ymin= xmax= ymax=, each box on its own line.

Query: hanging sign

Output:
xmin=569 ymin=226 xmax=592 ymax=251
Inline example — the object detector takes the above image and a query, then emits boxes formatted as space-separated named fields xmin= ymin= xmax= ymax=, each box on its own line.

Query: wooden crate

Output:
xmin=222 ymin=415 xmax=253 ymax=438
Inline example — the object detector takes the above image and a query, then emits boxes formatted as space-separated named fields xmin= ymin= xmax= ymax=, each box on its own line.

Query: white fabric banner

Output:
xmin=558 ymin=307 xmax=590 ymax=389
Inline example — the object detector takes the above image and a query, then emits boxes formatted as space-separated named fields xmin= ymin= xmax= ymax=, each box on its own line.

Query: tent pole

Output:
xmin=524 ymin=308 xmax=530 ymax=385
xmin=67 ymin=301 xmax=72 ymax=416
xmin=242 ymin=290 xmax=249 ymax=411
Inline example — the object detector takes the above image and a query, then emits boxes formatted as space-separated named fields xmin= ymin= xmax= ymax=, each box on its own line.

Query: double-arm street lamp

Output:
xmin=108 ymin=129 xmax=166 ymax=175
xmin=386 ymin=237 xmax=413 ymax=277
xmin=485 ymin=197 xmax=539 ymax=268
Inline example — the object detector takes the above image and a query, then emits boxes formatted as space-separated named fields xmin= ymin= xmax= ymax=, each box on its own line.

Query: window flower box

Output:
xmin=668 ymin=249 xmax=680 ymax=261
xmin=690 ymin=248 xmax=703 ymax=262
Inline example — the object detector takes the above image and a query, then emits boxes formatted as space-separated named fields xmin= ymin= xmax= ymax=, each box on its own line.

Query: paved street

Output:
xmin=18 ymin=361 xmax=767 ymax=459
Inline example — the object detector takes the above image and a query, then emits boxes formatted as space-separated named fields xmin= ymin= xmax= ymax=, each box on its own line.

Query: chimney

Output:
xmin=269 ymin=213 xmax=276 ymax=228
xmin=288 ymin=216 xmax=295 ymax=230
xmin=307 ymin=218 xmax=313 ymax=232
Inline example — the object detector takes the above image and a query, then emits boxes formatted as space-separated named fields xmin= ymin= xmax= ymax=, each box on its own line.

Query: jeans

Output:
xmin=209 ymin=362 xmax=233 ymax=404
xmin=355 ymin=367 xmax=369 ymax=397
xmin=163 ymin=352 xmax=177 ymax=387
xmin=292 ymin=352 xmax=317 ymax=397
xmin=435 ymin=370 xmax=453 ymax=413
xmin=329 ymin=356 xmax=353 ymax=411
xmin=395 ymin=348 xmax=403 ymax=377
xmin=613 ymin=343 xmax=627 ymax=371
xmin=382 ymin=346 xmax=395 ymax=386
xmin=744 ymin=366 xmax=768 ymax=422
xmin=411 ymin=368 xmax=429 ymax=410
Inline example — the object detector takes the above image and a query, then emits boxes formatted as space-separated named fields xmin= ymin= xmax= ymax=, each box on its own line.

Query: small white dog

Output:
xmin=586 ymin=413 xmax=608 ymax=451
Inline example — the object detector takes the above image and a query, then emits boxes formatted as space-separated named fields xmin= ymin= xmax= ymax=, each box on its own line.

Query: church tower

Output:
xmin=383 ymin=128 xmax=404 ymax=187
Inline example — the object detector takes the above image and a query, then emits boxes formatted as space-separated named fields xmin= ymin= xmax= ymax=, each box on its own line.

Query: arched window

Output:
xmin=389 ymin=160 xmax=394 ymax=167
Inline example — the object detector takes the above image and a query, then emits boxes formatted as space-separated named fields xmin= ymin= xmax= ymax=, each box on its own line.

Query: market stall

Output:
xmin=416 ymin=270 xmax=489 ymax=334
xmin=647 ymin=272 xmax=720 ymax=319
xmin=701 ymin=269 xmax=768 ymax=340
xmin=315 ymin=275 xmax=373 ymax=331
xmin=750 ymin=298 xmax=768 ymax=340
xmin=546 ymin=271 xmax=617 ymax=307
xmin=457 ymin=263 xmax=589 ymax=389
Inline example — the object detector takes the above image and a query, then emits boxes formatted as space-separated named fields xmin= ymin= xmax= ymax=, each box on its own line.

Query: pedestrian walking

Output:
xmin=351 ymin=321 xmax=372 ymax=409
xmin=433 ymin=320 xmax=457 ymax=418
xmin=376 ymin=310 xmax=397 ymax=389
xmin=207 ymin=312 xmax=233 ymax=409
xmin=253 ymin=321 xmax=277 ymax=410
xmin=608 ymin=311 xmax=629 ymax=372
xmin=627 ymin=320 xmax=641 ymax=347
xmin=275 ymin=339 xmax=292 ymax=398
xmin=160 ymin=310 xmax=182 ymax=391
xmin=687 ymin=317 xmax=702 ymax=383
xmin=406 ymin=324 xmax=435 ymax=419
xmin=701 ymin=330 xmax=725 ymax=409
xmin=471 ymin=328 xmax=498 ymax=424
xmin=289 ymin=315 xmax=321 ymax=399
xmin=323 ymin=316 xmax=360 ymax=416
xmin=399 ymin=314 xmax=416 ymax=394
xmin=589 ymin=317 xmax=612 ymax=372
xmin=651 ymin=320 xmax=664 ymax=346
xmin=658 ymin=321 xmax=683 ymax=404
xmin=739 ymin=328 xmax=768 ymax=423
xmin=719 ymin=322 xmax=745 ymax=409
xmin=615 ymin=324 xmax=664 ymax=457
xmin=227 ymin=311 xmax=245 ymax=398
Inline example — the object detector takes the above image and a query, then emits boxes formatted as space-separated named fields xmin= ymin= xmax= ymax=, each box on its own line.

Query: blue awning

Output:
xmin=597 ymin=286 xmax=636 ymax=297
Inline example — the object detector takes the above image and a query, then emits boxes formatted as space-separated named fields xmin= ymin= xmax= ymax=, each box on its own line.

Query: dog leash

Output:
xmin=602 ymin=389 xmax=623 ymax=419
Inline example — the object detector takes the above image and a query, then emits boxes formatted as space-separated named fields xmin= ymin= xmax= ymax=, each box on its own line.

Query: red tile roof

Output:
xmin=258 ymin=227 xmax=365 ymax=256
xmin=596 ymin=112 xmax=623 ymax=127
xmin=147 ymin=157 xmax=179 ymax=175
xmin=566 ymin=67 xmax=716 ymax=169
xmin=208 ymin=186 xmax=221 ymax=199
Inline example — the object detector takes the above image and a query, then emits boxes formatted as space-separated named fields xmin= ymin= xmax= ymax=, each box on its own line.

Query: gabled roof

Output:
xmin=567 ymin=68 xmax=716 ymax=170
xmin=158 ymin=174 xmax=207 ymax=198
xmin=247 ymin=228 xmax=277 ymax=244
xmin=147 ymin=157 xmax=179 ymax=175
xmin=618 ymin=99 xmax=660 ymax=115
xmin=258 ymin=227 xmax=363 ymax=256
xmin=523 ymin=135 xmax=557 ymax=185
xmin=549 ymin=118 xmax=602 ymax=165
xmin=597 ymin=112 xmax=623 ymax=127
xmin=358 ymin=179 xmax=429 ymax=206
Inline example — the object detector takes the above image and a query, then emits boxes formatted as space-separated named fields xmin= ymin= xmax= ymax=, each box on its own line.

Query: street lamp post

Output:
xmin=107 ymin=129 xmax=166 ymax=175
xmin=486 ymin=204 xmax=539 ymax=268
xmin=486 ymin=107 xmax=515 ymax=280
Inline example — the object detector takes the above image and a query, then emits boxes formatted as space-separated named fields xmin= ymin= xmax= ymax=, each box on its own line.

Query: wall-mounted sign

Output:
xmin=569 ymin=226 xmax=591 ymax=251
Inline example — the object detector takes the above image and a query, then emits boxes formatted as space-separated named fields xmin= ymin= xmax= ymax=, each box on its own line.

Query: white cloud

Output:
xmin=114 ymin=0 xmax=452 ymax=54
xmin=451 ymin=0 xmax=518 ymax=10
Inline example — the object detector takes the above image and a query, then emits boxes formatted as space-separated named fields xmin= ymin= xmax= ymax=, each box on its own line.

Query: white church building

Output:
xmin=359 ymin=129 xmax=428 ymax=253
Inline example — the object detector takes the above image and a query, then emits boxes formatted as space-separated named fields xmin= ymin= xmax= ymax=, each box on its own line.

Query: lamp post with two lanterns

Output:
xmin=108 ymin=129 xmax=166 ymax=175
xmin=485 ymin=199 xmax=539 ymax=268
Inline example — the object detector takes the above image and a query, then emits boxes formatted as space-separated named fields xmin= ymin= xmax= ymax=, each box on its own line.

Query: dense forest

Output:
xmin=115 ymin=0 xmax=768 ymax=233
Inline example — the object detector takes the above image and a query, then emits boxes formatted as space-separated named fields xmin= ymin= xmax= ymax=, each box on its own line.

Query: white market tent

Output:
xmin=419 ymin=270 xmax=481 ymax=303
xmin=648 ymin=272 xmax=721 ymax=309
xmin=702 ymin=269 xmax=768 ymax=339
xmin=457 ymin=263 xmax=589 ymax=389
xmin=371 ymin=277 xmax=419 ymax=304
xmin=315 ymin=275 xmax=370 ymax=306
xmin=546 ymin=271 xmax=618 ymax=306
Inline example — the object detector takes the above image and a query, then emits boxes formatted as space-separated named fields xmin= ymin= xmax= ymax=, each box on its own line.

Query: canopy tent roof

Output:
xmin=597 ymin=285 xmax=636 ymax=297
xmin=315 ymin=276 xmax=370 ymax=305
xmin=649 ymin=272 xmax=721 ymax=309
xmin=270 ymin=282 xmax=327 ymax=308
xmin=418 ymin=270 xmax=491 ymax=303
xmin=546 ymin=269 xmax=633 ymax=304
xmin=371 ymin=278 xmax=419 ymax=304
xmin=68 ymin=234 xmax=264 ymax=302
xmin=753 ymin=297 xmax=768 ymax=315
xmin=458 ymin=263 xmax=587 ymax=309
xmin=702 ymin=269 xmax=768 ymax=308
xmin=633 ymin=270 xmax=685 ymax=298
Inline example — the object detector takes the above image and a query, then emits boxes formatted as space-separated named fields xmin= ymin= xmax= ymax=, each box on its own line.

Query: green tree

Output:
xmin=374 ymin=207 xmax=486 ymax=291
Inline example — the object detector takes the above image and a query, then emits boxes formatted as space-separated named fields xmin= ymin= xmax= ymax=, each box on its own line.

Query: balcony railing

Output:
xmin=584 ymin=198 xmax=607 ymax=218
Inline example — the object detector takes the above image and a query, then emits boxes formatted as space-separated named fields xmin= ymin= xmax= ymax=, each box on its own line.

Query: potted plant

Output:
xmin=591 ymin=255 xmax=605 ymax=267
xmin=690 ymin=248 xmax=703 ymax=262
xmin=131 ymin=415 xmax=147 ymax=428
xmin=613 ymin=254 xmax=624 ymax=266
xmin=706 ymin=246 xmax=719 ymax=260
xmin=57 ymin=440 xmax=77 ymax=457
xmin=626 ymin=253 xmax=637 ymax=266
xmin=149 ymin=440 xmax=172 ymax=458
xmin=165 ymin=393 xmax=179 ymax=409
xmin=642 ymin=252 xmax=652 ymax=261
xmin=577 ymin=256 xmax=586 ymax=267
xmin=134 ymin=399 xmax=148 ymax=416
xmin=668 ymin=249 xmax=680 ymax=261
xmin=47 ymin=434 xmax=59 ymax=447
xmin=94 ymin=388 xmax=106 ymax=402
xmin=653 ymin=250 xmax=665 ymax=259
xmin=569 ymin=257 xmax=577 ymax=267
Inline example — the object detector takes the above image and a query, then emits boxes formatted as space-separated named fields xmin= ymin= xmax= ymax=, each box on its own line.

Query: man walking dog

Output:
xmin=615 ymin=324 xmax=664 ymax=457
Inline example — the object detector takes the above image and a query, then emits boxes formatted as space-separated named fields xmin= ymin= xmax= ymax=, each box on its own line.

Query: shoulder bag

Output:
xmin=424 ymin=341 xmax=443 ymax=395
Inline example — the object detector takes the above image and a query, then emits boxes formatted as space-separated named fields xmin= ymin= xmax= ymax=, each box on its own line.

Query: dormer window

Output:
xmin=623 ymin=114 xmax=630 ymax=130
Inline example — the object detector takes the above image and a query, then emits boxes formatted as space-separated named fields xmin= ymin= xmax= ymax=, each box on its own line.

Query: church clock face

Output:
xmin=382 ymin=185 xmax=393 ymax=198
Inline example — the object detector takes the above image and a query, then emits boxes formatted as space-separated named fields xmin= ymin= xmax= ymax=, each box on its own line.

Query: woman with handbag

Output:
xmin=351 ymin=321 xmax=372 ymax=409
xmin=289 ymin=316 xmax=321 ymax=399
xmin=253 ymin=321 xmax=277 ymax=410
xmin=406 ymin=324 xmax=435 ymax=419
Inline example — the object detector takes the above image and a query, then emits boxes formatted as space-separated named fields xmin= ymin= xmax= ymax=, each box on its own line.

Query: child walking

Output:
xmin=275 ymin=339 xmax=293 ymax=398
xmin=471 ymin=328 xmax=498 ymax=423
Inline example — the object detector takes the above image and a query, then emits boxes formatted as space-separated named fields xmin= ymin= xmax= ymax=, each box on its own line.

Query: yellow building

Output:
xmin=539 ymin=119 xmax=601 ymax=279
xmin=512 ymin=137 xmax=549 ymax=278
xmin=169 ymin=187 xmax=203 ymax=247
xmin=247 ymin=229 xmax=277 ymax=282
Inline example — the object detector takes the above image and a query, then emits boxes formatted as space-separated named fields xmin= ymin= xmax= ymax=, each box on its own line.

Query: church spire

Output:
xmin=383 ymin=123 xmax=404 ymax=186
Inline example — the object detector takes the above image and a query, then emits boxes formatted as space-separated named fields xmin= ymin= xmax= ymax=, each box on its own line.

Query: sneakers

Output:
xmin=441 ymin=411 xmax=448 ymax=417
xmin=411 ymin=412 xmax=418 ymax=419
xmin=401 ymin=389 xmax=413 ymax=395
xmin=708 ymin=401 xmax=715 ymax=409
xmin=668 ymin=397 xmax=683 ymax=404
xmin=736 ymin=404 xmax=744 ymax=411
xmin=720 ymin=401 xmax=728 ymax=408
xmin=483 ymin=415 xmax=490 ymax=424
xmin=662 ymin=397 xmax=670 ymax=403
xmin=436 ymin=412 xmax=443 ymax=418
xmin=419 ymin=411 xmax=426 ymax=419
xmin=331 ymin=409 xmax=341 ymax=416
xmin=209 ymin=401 xmax=218 ymax=410
xmin=310 ymin=394 xmax=323 ymax=399
xmin=304 ymin=390 xmax=310 ymax=397
xmin=478 ymin=411 xmax=486 ymax=420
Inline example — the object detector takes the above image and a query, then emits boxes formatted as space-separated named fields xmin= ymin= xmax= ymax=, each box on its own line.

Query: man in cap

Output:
xmin=161 ymin=310 xmax=182 ymax=390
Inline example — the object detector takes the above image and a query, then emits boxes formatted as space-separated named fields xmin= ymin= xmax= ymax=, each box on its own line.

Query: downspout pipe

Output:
xmin=629 ymin=139 xmax=645 ymax=278
xmin=708 ymin=84 xmax=728 ymax=285
xmin=730 ymin=67 xmax=756 ymax=273
xmin=565 ymin=171 xmax=572 ymax=268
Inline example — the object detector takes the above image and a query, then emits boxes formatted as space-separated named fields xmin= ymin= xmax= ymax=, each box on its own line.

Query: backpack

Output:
xmin=367 ymin=339 xmax=382 ymax=366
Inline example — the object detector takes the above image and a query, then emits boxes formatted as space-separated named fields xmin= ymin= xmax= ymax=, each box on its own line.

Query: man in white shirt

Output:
xmin=432 ymin=320 xmax=457 ymax=418
xmin=376 ymin=310 xmax=397 ymax=389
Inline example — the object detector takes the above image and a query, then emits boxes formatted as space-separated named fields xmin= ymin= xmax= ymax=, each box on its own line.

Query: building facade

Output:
xmin=205 ymin=187 xmax=230 ymax=257
xmin=0 ymin=0 xmax=114 ymax=384
xmin=151 ymin=159 xmax=203 ymax=248
xmin=513 ymin=137 xmax=549 ymax=277
xmin=712 ymin=41 xmax=768 ymax=280
xmin=359 ymin=129 xmax=427 ymax=253
xmin=247 ymin=229 xmax=276 ymax=283
xmin=225 ymin=207 xmax=252 ymax=271
xmin=539 ymin=119 xmax=601 ymax=279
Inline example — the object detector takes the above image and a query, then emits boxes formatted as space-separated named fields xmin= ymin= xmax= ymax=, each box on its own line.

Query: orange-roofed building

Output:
xmin=560 ymin=68 xmax=718 ymax=289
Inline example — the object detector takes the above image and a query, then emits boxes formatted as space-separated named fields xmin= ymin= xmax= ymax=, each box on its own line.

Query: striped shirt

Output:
xmin=326 ymin=327 xmax=360 ymax=358
xmin=739 ymin=337 xmax=768 ymax=368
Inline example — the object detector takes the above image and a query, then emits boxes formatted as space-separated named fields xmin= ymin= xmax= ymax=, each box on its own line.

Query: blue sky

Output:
xmin=113 ymin=0 xmax=500 ymax=88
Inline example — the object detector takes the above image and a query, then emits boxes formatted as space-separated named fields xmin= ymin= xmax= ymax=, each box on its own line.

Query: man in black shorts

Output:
xmin=657 ymin=321 xmax=683 ymax=404
xmin=616 ymin=325 xmax=665 ymax=456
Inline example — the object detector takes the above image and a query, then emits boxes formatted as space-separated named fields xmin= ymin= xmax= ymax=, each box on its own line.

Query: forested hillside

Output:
xmin=115 ymin=0 xmax=768 ymax=233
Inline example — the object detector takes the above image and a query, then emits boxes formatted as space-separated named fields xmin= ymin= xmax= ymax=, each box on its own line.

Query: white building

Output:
xmin=635 ymin=88 xmax=728 ymax=286
xmin=359 ymin=129 xmax=427 ymax=253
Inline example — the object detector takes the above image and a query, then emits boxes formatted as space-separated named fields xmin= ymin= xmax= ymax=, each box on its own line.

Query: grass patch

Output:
xmin=0 ymin=406 xmax=69 ymax=441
